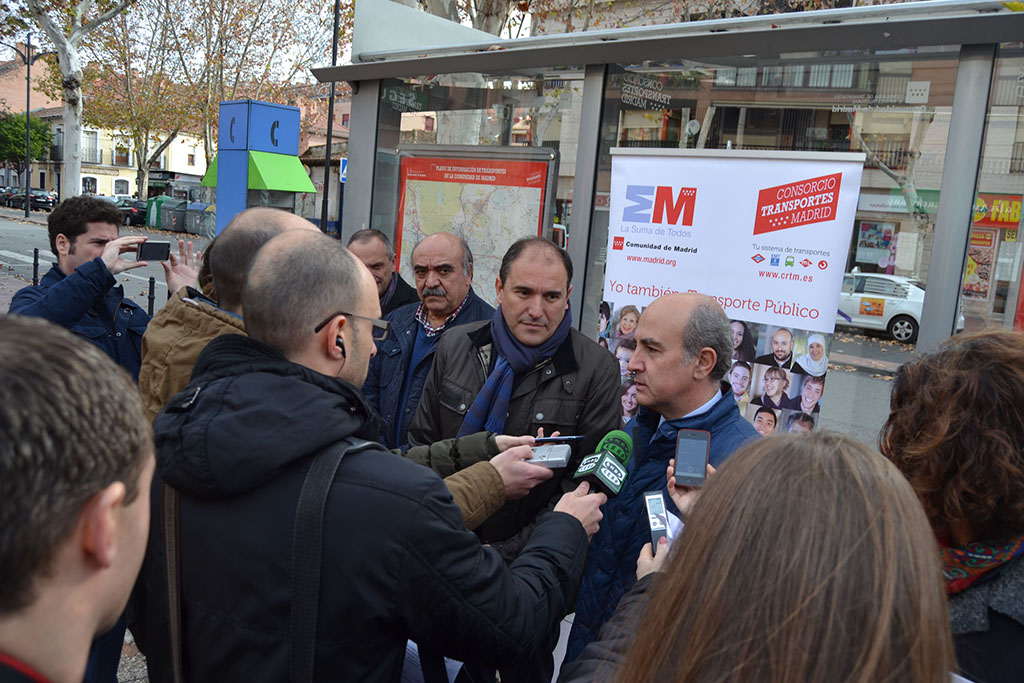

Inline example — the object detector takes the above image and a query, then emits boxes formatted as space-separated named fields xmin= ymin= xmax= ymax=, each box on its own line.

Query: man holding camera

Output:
xmin=9 ymin=195 xmax=198 ymax=380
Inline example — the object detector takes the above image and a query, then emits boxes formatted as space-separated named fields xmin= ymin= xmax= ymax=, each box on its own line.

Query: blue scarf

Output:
xmin=457 ymin=304 xmax=572 ymax=437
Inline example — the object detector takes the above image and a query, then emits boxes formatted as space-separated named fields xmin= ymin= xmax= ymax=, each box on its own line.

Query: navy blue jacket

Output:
xmin=565 ymin=383 xmax=759 ymax=662
xmin=364 ymin=289 xmax=493 ymax=449
xmin=9 ymin=259 xmax=149 ymax=380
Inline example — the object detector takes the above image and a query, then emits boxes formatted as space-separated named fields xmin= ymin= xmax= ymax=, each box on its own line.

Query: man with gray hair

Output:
xmin=135 ymin=230 xmax=605 ymax=681
xmin=346 ymin=228 xmax=418 ymax=315
xmin=364 ymin=231 xmax=493 ymax=449
xmin=565 ymin=292 xmax=759 ymax=664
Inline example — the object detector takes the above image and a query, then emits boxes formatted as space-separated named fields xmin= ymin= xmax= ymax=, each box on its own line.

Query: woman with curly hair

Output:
xmin=880 ymin=330 xmax=1024 ymax=683
xmin=559 ymin=433 xmax=955 ymax=683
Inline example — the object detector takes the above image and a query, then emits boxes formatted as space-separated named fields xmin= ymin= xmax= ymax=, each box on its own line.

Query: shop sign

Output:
xmin=973 ymin=193 xmax=1023 ymax=229
xmin=383 ymin=86 xmax=428 ymax=113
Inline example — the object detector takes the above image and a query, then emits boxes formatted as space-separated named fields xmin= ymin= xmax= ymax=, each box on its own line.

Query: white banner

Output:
xmin=598 ymin=149 xmax=864 ymax=436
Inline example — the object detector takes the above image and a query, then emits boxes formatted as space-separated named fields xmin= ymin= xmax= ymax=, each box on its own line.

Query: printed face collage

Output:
xmin=597 ymin=301 xmax=831 ymax=434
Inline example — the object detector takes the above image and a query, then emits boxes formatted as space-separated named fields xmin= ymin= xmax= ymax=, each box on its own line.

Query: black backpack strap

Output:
xmin=289 ymin=437 xmax=376 ymax=682
xmin=163 ymin=483 xmax=184 ymax=683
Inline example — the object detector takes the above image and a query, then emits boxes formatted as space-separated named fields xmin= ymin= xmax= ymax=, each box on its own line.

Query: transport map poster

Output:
xmin=599 ymin=149 xmax=864 ymax=435
xmin=395 ymin=153 xmax=552 ymax=306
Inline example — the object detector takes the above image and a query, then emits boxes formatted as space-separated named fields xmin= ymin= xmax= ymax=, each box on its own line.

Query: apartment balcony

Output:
xmin=49 ymin=145 xmax=63 ymax=161
xmin=82 ymin=147 xmax=102 ymax=165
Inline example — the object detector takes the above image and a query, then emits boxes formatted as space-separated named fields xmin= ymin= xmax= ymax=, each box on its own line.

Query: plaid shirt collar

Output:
xmin=415 ymin=293 xmax=471 ymax=337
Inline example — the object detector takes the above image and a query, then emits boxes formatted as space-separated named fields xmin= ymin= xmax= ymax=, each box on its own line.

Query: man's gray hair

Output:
xmin=412 ymin=233 xmax=473 ymax=276
xmin=682 ymin=298 xmax=733 ymax=382
xmin=243 ymin=231 xmax=363 ymax=357
xmin=347 ymin=228 xmax=394 ymax=260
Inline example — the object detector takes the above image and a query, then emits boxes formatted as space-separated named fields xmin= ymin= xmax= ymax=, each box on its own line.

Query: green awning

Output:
xmin=250 ymin=151 xmax=315 ymax=192
xmin=199 ymin=152 xmax=315 ymax=193
xmin=200 ymin=157 xmax=217 ymax=187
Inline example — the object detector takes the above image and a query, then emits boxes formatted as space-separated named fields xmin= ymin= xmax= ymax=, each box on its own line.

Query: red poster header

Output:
xmin=753 ymin=173 xmax=842 ymax=236
xmin=400 ymin=157 xmax=548 ymax=188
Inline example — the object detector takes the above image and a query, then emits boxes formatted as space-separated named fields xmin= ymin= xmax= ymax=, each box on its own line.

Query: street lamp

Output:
xmin=1 ymin=33 xmax=54 ymax=218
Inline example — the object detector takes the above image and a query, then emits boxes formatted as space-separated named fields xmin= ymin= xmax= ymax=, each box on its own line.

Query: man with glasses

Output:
xmin=134 ymin=229 xmax=606 ymax=682
xmin=364 ymin=231 xmax=493 ymax=449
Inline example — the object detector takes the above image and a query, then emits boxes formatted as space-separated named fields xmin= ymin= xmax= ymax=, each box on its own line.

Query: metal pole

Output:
xmin=320 ymin=0 xmax=341 ymax=237
xmin=32 ymin=248 xmax=39 ymax=286
xmin=147 ymin=277 xmax=156 ymax=316
xmin=567 ymin=64 xmax=608 ymax=330
xmin=23 ymin=33 xmax=31 ymax=219
xmin=916 ymin=44 xmax=997 ymax=352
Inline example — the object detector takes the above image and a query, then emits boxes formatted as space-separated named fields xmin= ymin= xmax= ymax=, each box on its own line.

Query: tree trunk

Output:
xmin=58 ymin=50 xmax=84 ymax=200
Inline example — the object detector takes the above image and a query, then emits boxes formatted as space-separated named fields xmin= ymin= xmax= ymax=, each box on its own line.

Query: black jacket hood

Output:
xmin=153 ymin=333 xmax=384 ymax=499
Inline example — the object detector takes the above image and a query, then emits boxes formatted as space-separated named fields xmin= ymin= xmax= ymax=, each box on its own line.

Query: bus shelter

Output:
xmin=314 ymin=0 xmax=1024 ymax=435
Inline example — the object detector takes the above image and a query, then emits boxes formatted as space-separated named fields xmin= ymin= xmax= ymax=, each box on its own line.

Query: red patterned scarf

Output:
xmin=941 ymin=534 xmax=1024 ymax=594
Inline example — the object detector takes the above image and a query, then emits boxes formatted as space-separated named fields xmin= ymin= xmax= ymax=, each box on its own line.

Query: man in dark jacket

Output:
xmin=565 ymin=293 xmax=759 ymax=664
xmin=9 ymin=195 xmax=198 ymax=381
xmin=409 ymin=237 xmax=621 ymax=554
xmin=347 ymin=228 xmax=419 ymax=315
xmin=134 ymin=229 xmax=606 ymax=682
xmin=0 ymin=317 xmax=153 ymax=683
xmin=364 ymin=231 xmax=493 ymax=449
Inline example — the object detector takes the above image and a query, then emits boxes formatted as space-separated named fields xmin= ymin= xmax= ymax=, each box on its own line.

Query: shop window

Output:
xmin=82 ymin=177 xmax=97 ymax=194
xmin=114 ymin=179 xmax=129 ymax=195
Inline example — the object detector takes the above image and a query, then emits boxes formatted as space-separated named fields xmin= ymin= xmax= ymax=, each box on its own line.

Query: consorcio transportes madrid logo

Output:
xmin=754 ymin=173 xmax=842 ymax=235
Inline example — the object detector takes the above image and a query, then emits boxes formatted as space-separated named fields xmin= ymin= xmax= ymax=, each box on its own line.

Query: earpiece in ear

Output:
xmin=336 ymin=336 xmax=346 ymax=358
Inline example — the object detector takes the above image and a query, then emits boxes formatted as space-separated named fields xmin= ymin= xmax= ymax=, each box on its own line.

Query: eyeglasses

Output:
xmin=314 ymin=311 xmax=390 ymax=342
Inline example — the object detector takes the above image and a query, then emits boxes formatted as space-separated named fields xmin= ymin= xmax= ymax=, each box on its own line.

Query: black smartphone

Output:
xmin=137 ymin=241 xmax=171 ymax=262
xmin=674 ymin=429 xmax=710 ymax=487
xmin=643 ymin=491 xmax=669 ymax=553
xmin=533 ymin=435 xmax=585 ymax=444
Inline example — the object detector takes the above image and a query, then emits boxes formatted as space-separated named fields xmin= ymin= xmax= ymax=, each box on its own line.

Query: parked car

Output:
xmin=8 ymin=189 xmax=56 ymax=212
xmin=1 ymin=186 xmax=21 ymax=206
xmin=116 ymin=198 xmax=147 ymax=226
xmin=838 ymin=272 xmax=965 ymax=343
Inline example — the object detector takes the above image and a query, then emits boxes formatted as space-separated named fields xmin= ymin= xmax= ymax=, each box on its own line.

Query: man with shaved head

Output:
xmin=134 ymin=229 xmax=606 ymax=681
xmin=138 ymin=207 xmax=318 ymax=421
xmin=364 ymin=231 xmax=493 ymax=449
xmin=565 ymin=293 xmax=759 ymax=664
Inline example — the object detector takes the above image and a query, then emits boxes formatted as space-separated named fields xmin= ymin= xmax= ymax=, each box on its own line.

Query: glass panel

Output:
xmin=588 ymin=47 xmax=963 ymax=442
xmin=958 ymin=45 xmax=1024 ymax=333
xmin=370 ymin=70 xmax=583 ymax=306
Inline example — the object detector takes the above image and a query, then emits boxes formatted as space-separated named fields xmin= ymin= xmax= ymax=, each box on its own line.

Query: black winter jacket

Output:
xmin=131 ymin=334 xmax=589 ymax=682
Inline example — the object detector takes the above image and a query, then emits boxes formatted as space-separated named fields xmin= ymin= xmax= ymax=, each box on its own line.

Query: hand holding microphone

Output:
xmin=554 ymin=482 xmax=606 ymax=540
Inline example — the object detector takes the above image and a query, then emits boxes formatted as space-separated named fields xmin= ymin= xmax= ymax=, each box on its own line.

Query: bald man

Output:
xmin=565 ymin=293 xmax=759 ymax=663
xmin=134 ymin=230 xmax=604 ymax=681
xmin=364 ymin=231 xmax=493 ymax=449
xmin=138 ymin=208 xmax=318 ymax=422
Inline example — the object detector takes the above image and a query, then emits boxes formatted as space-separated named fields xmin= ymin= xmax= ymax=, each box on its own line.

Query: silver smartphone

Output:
xmin=674 ymin=429 xmax=710 ymax=487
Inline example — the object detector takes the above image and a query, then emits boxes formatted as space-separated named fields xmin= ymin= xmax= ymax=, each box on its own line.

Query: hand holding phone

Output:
xmin=643 ymin=491 xmax=669 ymax=553
xmin=137 ymin=240 xmax=172 ymax=262
xmin=673 ymin=429 xmax=710 ymax=487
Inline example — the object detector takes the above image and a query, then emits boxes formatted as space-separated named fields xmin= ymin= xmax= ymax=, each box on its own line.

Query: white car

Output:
xmin=837 ymin=272 xmax=964 ymax=343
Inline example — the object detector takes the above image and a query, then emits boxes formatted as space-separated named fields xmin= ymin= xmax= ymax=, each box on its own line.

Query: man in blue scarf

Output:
xmin=409 ymin=236 xmax=620 ymax=555
xmin=409 ymin=236 xmax=620 ymax=682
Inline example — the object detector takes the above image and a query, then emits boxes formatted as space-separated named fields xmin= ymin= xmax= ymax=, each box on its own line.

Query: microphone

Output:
xmin=572 ymin=430 xmax=633 ymax=498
